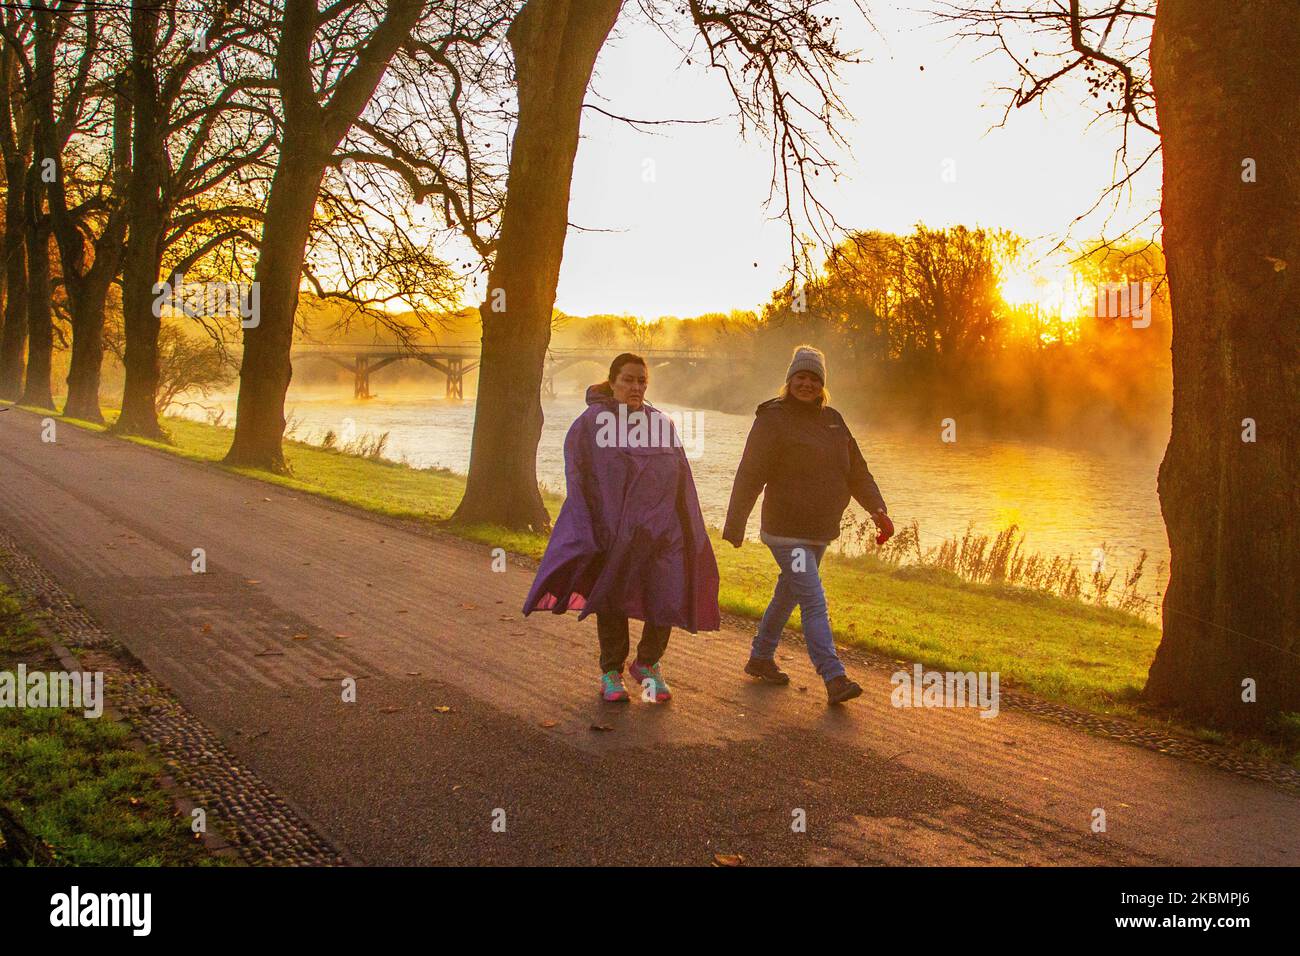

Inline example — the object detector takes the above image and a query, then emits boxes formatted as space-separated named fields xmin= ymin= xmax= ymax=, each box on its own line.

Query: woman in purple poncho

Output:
xmin=523 ymin=353 xmax=720 ymax=703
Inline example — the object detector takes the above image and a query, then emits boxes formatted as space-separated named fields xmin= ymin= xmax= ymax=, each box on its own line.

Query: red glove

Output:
xmin=872 ymin=510 xmax=894 ymax=545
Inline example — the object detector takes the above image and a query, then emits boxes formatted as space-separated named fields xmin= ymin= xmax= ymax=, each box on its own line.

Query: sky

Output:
xmin=532 ymin=0 xmax=1162 ymax=319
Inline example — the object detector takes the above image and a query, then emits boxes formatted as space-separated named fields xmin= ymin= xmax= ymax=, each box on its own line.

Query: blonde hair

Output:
xmin=779 ymin=381 xmax=829 ymax=406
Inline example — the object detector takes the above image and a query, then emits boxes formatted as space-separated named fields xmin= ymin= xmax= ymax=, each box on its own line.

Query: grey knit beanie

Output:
xmin=785 ymin=345 xmax=826 ymax=385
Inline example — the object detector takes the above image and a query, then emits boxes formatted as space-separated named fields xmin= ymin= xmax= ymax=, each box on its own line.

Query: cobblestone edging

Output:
xmin=0 ymin=530 xmax=346 ymax=866
xmin=771 ymin=620 xmax=1300 ymax=795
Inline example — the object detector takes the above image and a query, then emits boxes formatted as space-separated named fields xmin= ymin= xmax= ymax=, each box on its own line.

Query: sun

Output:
xmin=1000 ymin=259 xmax=1085 ymax=323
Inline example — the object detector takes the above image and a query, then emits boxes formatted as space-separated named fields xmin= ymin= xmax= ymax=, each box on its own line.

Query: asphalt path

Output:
xmin=1 ymin=405 xmax=1296 ymax=865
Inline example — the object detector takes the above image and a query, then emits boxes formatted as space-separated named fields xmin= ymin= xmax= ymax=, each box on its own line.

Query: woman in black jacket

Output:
xmin=722 ymin=346 xmax=894 ymax=704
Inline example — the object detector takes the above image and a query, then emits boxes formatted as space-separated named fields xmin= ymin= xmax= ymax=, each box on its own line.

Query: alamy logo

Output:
xmin=1090 ymin=280 xmax=1152 ymax=328
xmin=0 ymin=666 xmax=104 ymax=718
xmin=152 ymin=271 xmax=260 ymax=328
xmin=50 ymin=886 xmax=151 ymax=936
xmin=890 ymin=663 xmax=999 ymax=718
xmin=594 ymin=404 xmax=705 ymax=459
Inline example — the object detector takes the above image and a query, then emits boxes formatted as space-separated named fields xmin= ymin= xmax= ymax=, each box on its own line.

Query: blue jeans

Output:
xmin=752 ymin=543 xmax=845 ymax=681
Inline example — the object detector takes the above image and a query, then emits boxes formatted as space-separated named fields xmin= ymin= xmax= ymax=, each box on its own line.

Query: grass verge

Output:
xmin=0 ymin=584 xmax=222 ymax=866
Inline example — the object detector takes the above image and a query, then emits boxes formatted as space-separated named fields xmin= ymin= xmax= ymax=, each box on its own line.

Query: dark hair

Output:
xmin=608 ymin=352 xmax=647 ymax=382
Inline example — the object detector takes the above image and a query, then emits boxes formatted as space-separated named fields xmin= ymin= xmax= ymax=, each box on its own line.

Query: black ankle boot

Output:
xmin=825 ymin=674 xmax=862 ymax=704
xmin=744 ymin=657 xmax=790 ymax=685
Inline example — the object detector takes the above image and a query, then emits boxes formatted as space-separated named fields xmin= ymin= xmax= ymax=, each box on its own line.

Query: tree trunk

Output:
xmin=56 ymin=80 xmax=130 ymax=424
xmin=60 ymin=280 xmax=111 ymax=421
xmin=114 ymin=3 xmax=166 ymax=438
xmin=223 ymin=149 xmax=324 ymax=471
xmin=20 ymin=225 xmax=52 ymax=409
xmin=19 ymin=171 xmax=52 ymax=410
xmin=1144 ymin=0 xmax=1299 ymax=727
xmin=223 ymin=0 xmax=423 ymax=471
xmin=115 ymin=212 xmax=166 ymax=437
xmin=0 ymin=166 xmax=25 ymax=399
xmin=0 ymin=44 xmax=29 ymax=401
xmin=451 ymin=0 xmax=623 ymax=530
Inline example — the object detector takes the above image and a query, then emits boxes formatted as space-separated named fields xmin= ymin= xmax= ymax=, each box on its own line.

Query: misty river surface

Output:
xmin=184 ymin=390 xmax=1171 ymax=602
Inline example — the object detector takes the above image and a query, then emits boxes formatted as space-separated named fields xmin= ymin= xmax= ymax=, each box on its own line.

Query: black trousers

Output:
xmin=596 ymin=614 xmax=671 ymax=673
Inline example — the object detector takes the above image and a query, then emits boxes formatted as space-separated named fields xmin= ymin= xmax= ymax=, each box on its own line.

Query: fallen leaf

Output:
xmin=246 ymin=579 xmax=260 ymax=585
xmin=381 ymin=706 xmax=401 ymax=714
xmin=539 ymin=720 xmax=559 ymax=728
xmin=713 ymin=853 xmax=744 ymax=867
xmin=458 ymin=603 xmax=478 ymax=610
xmin=433 ymin=705 xmax=452 ymax=714
xmin=201 ymin=623 xmax=213 ymax=632
xmin=406 ymin=671 xmax=421 ymax=676
xmin=291 ymin=633 xmax=309 ymax=641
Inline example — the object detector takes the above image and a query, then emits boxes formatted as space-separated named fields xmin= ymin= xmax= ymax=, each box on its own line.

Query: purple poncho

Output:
xmin=523 ymin=383 xmax=721 ymax=632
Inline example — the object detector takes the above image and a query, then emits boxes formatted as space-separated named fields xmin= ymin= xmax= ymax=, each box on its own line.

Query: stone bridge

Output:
xmin=290 ymin=344 xmax=719 ymax=399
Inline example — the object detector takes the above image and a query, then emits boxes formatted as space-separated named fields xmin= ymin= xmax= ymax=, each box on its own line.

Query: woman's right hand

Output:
xmin=872 ymin=510 xmax=895 ymax=545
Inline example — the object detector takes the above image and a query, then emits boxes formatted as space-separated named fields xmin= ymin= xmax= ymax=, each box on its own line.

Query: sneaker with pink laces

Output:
xmin=628 ymin=659 xmax=672 ymax=702
xmin=599 ymin=669 xmax=630 ymax=702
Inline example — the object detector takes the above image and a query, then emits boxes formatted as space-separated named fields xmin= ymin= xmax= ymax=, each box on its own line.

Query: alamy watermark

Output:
xmin=1089 ymin=280 xmax=1152 ymax=329
xmin=0 ymin=665 xmax=104 ymax=718
xmin=594 ymin=404 xmax=705 ymax=459
xmin=50 ymin=886 xmax=151 ymax=936
xmin=890 ymin=663 xmax=999 ymax=718
xmin=152 ymin=271 xmax=260 ymax=328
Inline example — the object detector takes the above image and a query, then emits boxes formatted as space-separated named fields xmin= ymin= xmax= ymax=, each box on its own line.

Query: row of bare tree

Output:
xmin=0 ymin=0 xmax=856 ymax=516
xmin=0 ymin=0 xmax=512 ymax=439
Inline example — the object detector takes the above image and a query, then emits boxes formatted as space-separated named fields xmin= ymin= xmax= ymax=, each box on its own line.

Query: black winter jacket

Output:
xmin=723 ymin=395 xmax=887 ymax=543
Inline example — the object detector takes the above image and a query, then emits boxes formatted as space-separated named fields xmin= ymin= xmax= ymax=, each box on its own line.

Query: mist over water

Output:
xmin=183 ymin=379 xmax=1171 ymax=603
